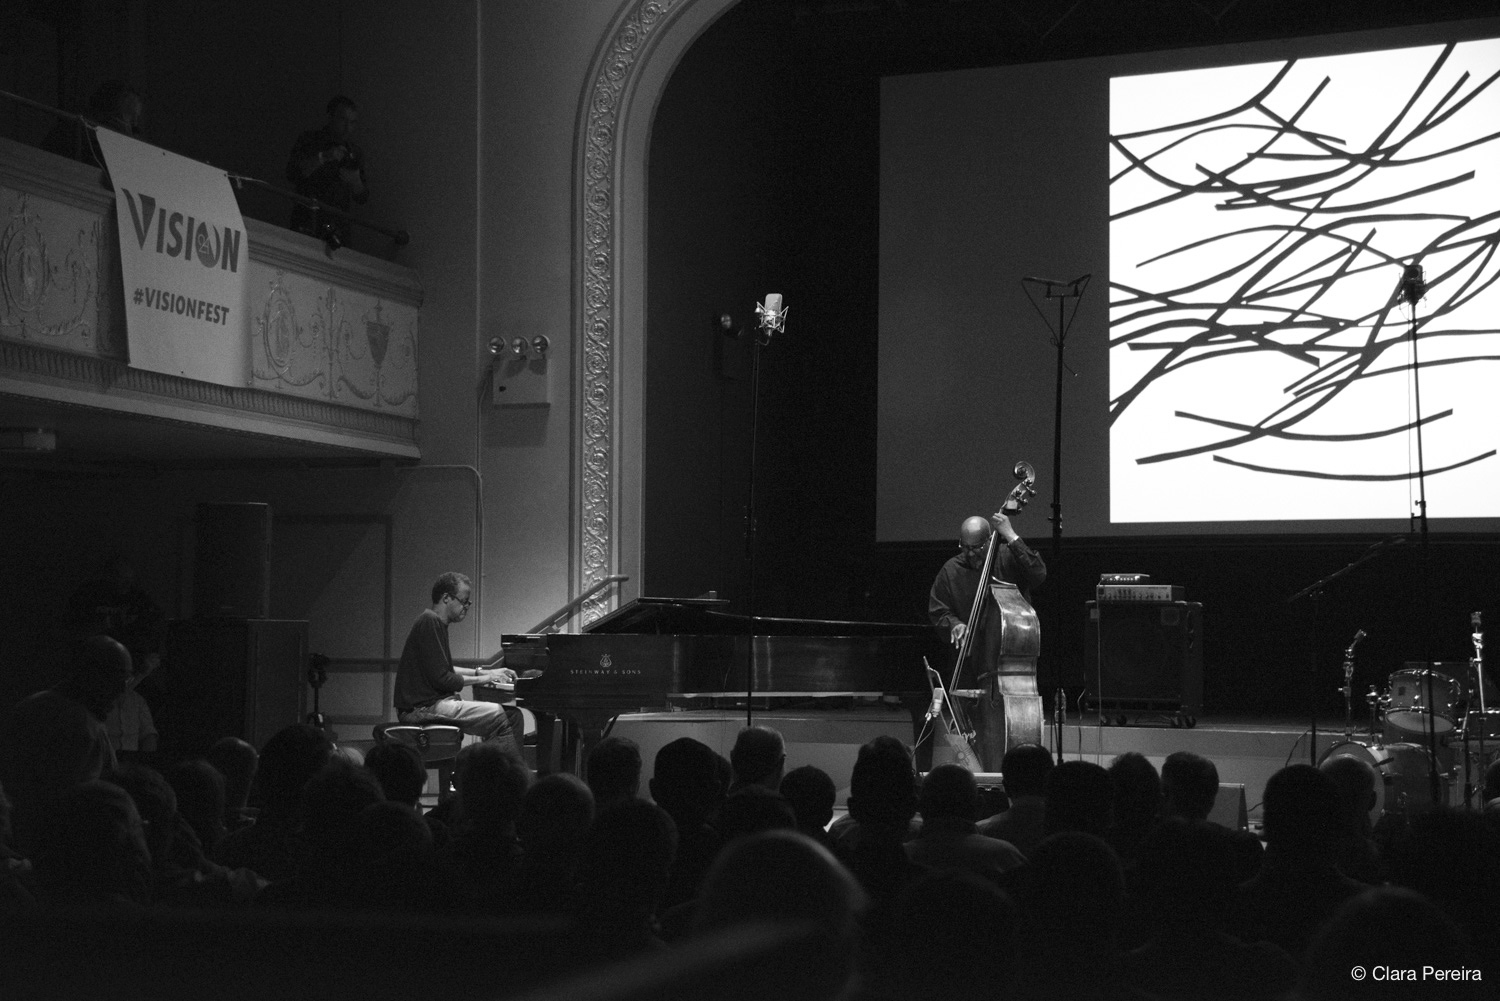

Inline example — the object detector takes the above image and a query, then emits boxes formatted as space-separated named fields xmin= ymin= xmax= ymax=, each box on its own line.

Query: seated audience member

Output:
xmin=906 ymin=764 xmax=1025 ymax=878
xmin=1381 ymin=806 xmax=1500 ymax=971
xmin=437 ymin=742 xmax=531 ymax=912
xmin=1120 ymin=819 xmax=1297 ymax=1000
xmin=1318 ymin=753 xmax=1382 ymax=884
xmin=1162 ymin=749 xmax=1262 ymax=882
xmin=110 ymin=762 xmax=261 ymax=906
xmin=364 ymin=740 xmax=427 ymax=808
xmin=572 ymin=800 xmax=678 ymax=964
xmin=780 ymin=764 xmax=837 ymax=848
xmin=256 ymin=758 xmax=386 ymax=909
xmin=0 ymin=635 xmax=132 ymax=858
xmin=877 ymin=869 xmax=1018 ymax=1001
xmin=716 ymin=785 xmax=797 ymax=844
xmin=832 ymin=736 xmax=925 ymax=907
xmin=1043 ymin=759 xmax=1114 ymax=839
xmin=29 ymin=780 xmax=151 ymax=908
xmin=206 ymin=736 xmax=258 ymax=832
xmin=166 ymin=759 xmax=228 ymax=857
xmin=1483 ymin=758 xmax=1500 ymax=815
xmin=586 ymin=735 xmax=642 ymax=811
xmin=515 ymin=773 xmax=594 ymax=915
xmin=693 ymin=830 xmax=865 ymax=1001
xmin=1011 ymin=832 xmax=1137 ymax=1001
xmin=104 ymin=654 xmax=158 ymax=760
xmin=1299 ymin=887 xmax=1473 ymax=1000
xmin=0 ymin=782 xmax=33 ymax=911
xmin=649 ymin=737 xmax=726 ymax=910
xmin=345 ymin=799 xmax=437 ymax=912
xmin=213 ymin=723 xmax=333 ymax=882
xmin=1228 ymin=764 xmax=1368 ymax=959
xmin=977 ymin=742 xmax=1053 ymax=856
xmin=728 ymin=725 xmax=786 ymax=793
xmin=286 ymin=95 xmax=368 ymax=247
xmin=1106 ymin=751 xmax=1161 ymax=865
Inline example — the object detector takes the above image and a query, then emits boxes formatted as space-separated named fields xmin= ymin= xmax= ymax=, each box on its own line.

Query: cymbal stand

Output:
xmin=1340 ymin=630 xmax=1365 ymax=742
xmin=1465 ymin=612 xmax=1487 ymax=806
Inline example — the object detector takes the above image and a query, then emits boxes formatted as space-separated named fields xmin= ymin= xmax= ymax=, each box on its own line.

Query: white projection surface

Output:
xmin=877 ymin=19 xmax=1500 ymax=540
xmin=1111 ymin=40 xmax=1500 ymax=523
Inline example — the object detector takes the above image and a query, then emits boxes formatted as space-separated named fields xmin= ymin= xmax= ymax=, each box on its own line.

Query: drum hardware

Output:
xmin=1340 ymin=629 xmax=1365 ymax=740
xmin=1458 ymin=611 xmax=1488 ymax=807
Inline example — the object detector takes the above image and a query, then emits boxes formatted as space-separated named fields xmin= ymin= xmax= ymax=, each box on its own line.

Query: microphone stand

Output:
xmin=743 ymin=296 xmax=787 ymax=727
xmin=1400 ymin=264 xmax=1444 ymax=806
xmin=1287 ymin=538 xmax=1404 ymax=764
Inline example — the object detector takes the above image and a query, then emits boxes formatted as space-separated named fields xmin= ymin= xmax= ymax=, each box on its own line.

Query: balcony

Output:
xmin=0 ymin=134 xmax=419 ymax=467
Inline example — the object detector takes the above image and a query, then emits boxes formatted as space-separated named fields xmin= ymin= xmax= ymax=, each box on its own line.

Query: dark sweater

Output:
xmin=393 ymin=609 xmax=464 ymax=711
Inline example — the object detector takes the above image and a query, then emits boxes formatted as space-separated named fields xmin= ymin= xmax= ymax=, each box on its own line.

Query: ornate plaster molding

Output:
xmin=0 ymin=337 xmax=417 ymax=447
xmin=576 ymin=0 xmax=687 ymax=624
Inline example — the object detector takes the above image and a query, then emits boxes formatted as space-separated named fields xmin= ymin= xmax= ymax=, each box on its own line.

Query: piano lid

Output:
xmin=583 ymin=597 xmax=930 ymax=638
xmin=583 ymin=596 xmax=730 ymax=634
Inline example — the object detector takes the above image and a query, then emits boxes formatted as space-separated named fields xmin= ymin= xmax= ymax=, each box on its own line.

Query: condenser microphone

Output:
xmin=755 ymin=293 xmax=787 ymax=340
xmin=1400 ymin=263 xmax=1426 ymax=306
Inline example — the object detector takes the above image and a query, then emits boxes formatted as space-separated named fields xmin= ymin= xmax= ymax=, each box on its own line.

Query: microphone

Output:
xmin=755 ymin=293 xmax=787 ymax=341
xmin=927 ymin=685 xmax=944 ymax=722
xmin=1345 ymin=628 xmax=1367 ymax=658
xmin=1399 ymin=263 xmax=1426 ymax=306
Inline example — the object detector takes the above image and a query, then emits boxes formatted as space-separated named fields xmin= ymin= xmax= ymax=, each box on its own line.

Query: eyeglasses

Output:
xmin=450 ymin=595 xmax=472 ymax=609
xmin=959 ymin=543 xmax=987 ymax=554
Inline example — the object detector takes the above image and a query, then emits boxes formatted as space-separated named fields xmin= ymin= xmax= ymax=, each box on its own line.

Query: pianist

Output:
xmin=393 ymin=572 xmax=523 ymax=760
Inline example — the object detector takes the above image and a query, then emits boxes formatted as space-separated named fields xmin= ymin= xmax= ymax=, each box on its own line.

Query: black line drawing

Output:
xmin=1110 ymin=40 xmax=1500 ymax=518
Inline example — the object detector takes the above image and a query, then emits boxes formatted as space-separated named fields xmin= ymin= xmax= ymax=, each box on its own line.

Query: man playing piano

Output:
xmin=394 ymin=572 xmax=524 ymax=760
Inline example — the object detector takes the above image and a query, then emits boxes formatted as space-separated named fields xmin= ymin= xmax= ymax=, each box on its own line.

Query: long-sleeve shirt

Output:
xmin=393 ymin=609 xmax=465 ymax=712
xmin=928 ymin=539 xmax=1047 ymax=685
xmin=928 ymin=538 xmax=1047 ymax=638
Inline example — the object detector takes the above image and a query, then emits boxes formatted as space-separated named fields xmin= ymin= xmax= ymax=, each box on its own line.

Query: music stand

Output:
xmin=1021 ymin=274 xmax=1089 ymax=750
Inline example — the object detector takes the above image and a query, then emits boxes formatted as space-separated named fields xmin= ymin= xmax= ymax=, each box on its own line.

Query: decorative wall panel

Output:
xmin=249 ymin=264 xmax=418 ymax=418
xmin=0 ymin=186 xmax=112 ymax=358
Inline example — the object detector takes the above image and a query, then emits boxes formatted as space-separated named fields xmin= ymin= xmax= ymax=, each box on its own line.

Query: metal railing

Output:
xmin=0 ymin=87 xmax=409 ymax=246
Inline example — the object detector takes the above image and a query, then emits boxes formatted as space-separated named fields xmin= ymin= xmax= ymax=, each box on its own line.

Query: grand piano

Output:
xmin=477 ymin=597 xmax=939 ymax=773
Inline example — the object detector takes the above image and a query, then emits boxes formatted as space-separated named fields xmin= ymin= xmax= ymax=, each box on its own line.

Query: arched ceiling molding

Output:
xmin=572 ymin=0 xmax=738 ymax=623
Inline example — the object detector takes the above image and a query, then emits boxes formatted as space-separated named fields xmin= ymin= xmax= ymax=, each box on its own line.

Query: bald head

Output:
xmin=60 ymin=635 xmax=134 ymax=719
xmin=959 ymin=517 xmax=991 ymax=548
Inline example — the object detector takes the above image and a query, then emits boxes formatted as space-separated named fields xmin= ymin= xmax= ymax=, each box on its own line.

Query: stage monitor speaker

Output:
xmin=1084 ymin=601 xmax=1203 ymax=717
xmin=193 ymin=502 xmax=271 ymax=618
xmin=1209 ymin=782 xmax=1249 ymax=832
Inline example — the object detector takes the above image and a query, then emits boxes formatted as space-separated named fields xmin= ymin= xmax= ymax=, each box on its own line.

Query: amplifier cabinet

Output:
xmin=1084 ymin=601 xmax=1203 ymax=717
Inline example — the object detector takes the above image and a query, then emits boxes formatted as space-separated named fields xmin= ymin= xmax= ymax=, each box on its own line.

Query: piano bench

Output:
xmin=373 ymin=723 xmax=463 ymax=801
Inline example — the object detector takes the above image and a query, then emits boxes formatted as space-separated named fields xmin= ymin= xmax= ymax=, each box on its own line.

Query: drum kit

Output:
xmin=1318 ymin=613 xmax=1495 ymax=818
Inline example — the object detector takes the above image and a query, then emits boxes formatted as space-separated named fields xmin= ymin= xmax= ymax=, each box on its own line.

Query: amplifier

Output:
xmin=1096 ymin=584 xmax=1185 ymax=603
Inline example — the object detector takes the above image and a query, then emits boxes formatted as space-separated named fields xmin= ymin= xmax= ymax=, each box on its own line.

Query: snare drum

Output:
xmin=1459 ymin=709 xmax=1500 ymax=741
xmin=1386 ymin=668 xmax=1463 ymax=733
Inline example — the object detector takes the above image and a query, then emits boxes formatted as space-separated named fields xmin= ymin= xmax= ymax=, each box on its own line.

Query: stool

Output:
xmin=373 ymin=722 xmax=463 ymax=801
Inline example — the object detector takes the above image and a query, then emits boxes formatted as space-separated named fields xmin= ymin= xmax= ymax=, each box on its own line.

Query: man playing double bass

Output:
xmin=928 ymin=511 xmax=1047 ymax=664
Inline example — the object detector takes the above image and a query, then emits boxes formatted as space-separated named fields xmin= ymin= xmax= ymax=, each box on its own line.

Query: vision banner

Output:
xmin=96 ymin=128 xmax=250 ymax=387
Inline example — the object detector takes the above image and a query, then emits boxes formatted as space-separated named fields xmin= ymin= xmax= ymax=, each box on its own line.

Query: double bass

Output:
xmin=947 ymin=461 xmax=1042 ymax=771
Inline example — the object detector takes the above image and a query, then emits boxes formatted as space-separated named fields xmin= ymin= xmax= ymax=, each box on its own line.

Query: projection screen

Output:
xmin=878 ymin=19 xmax=1500 ymax=541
